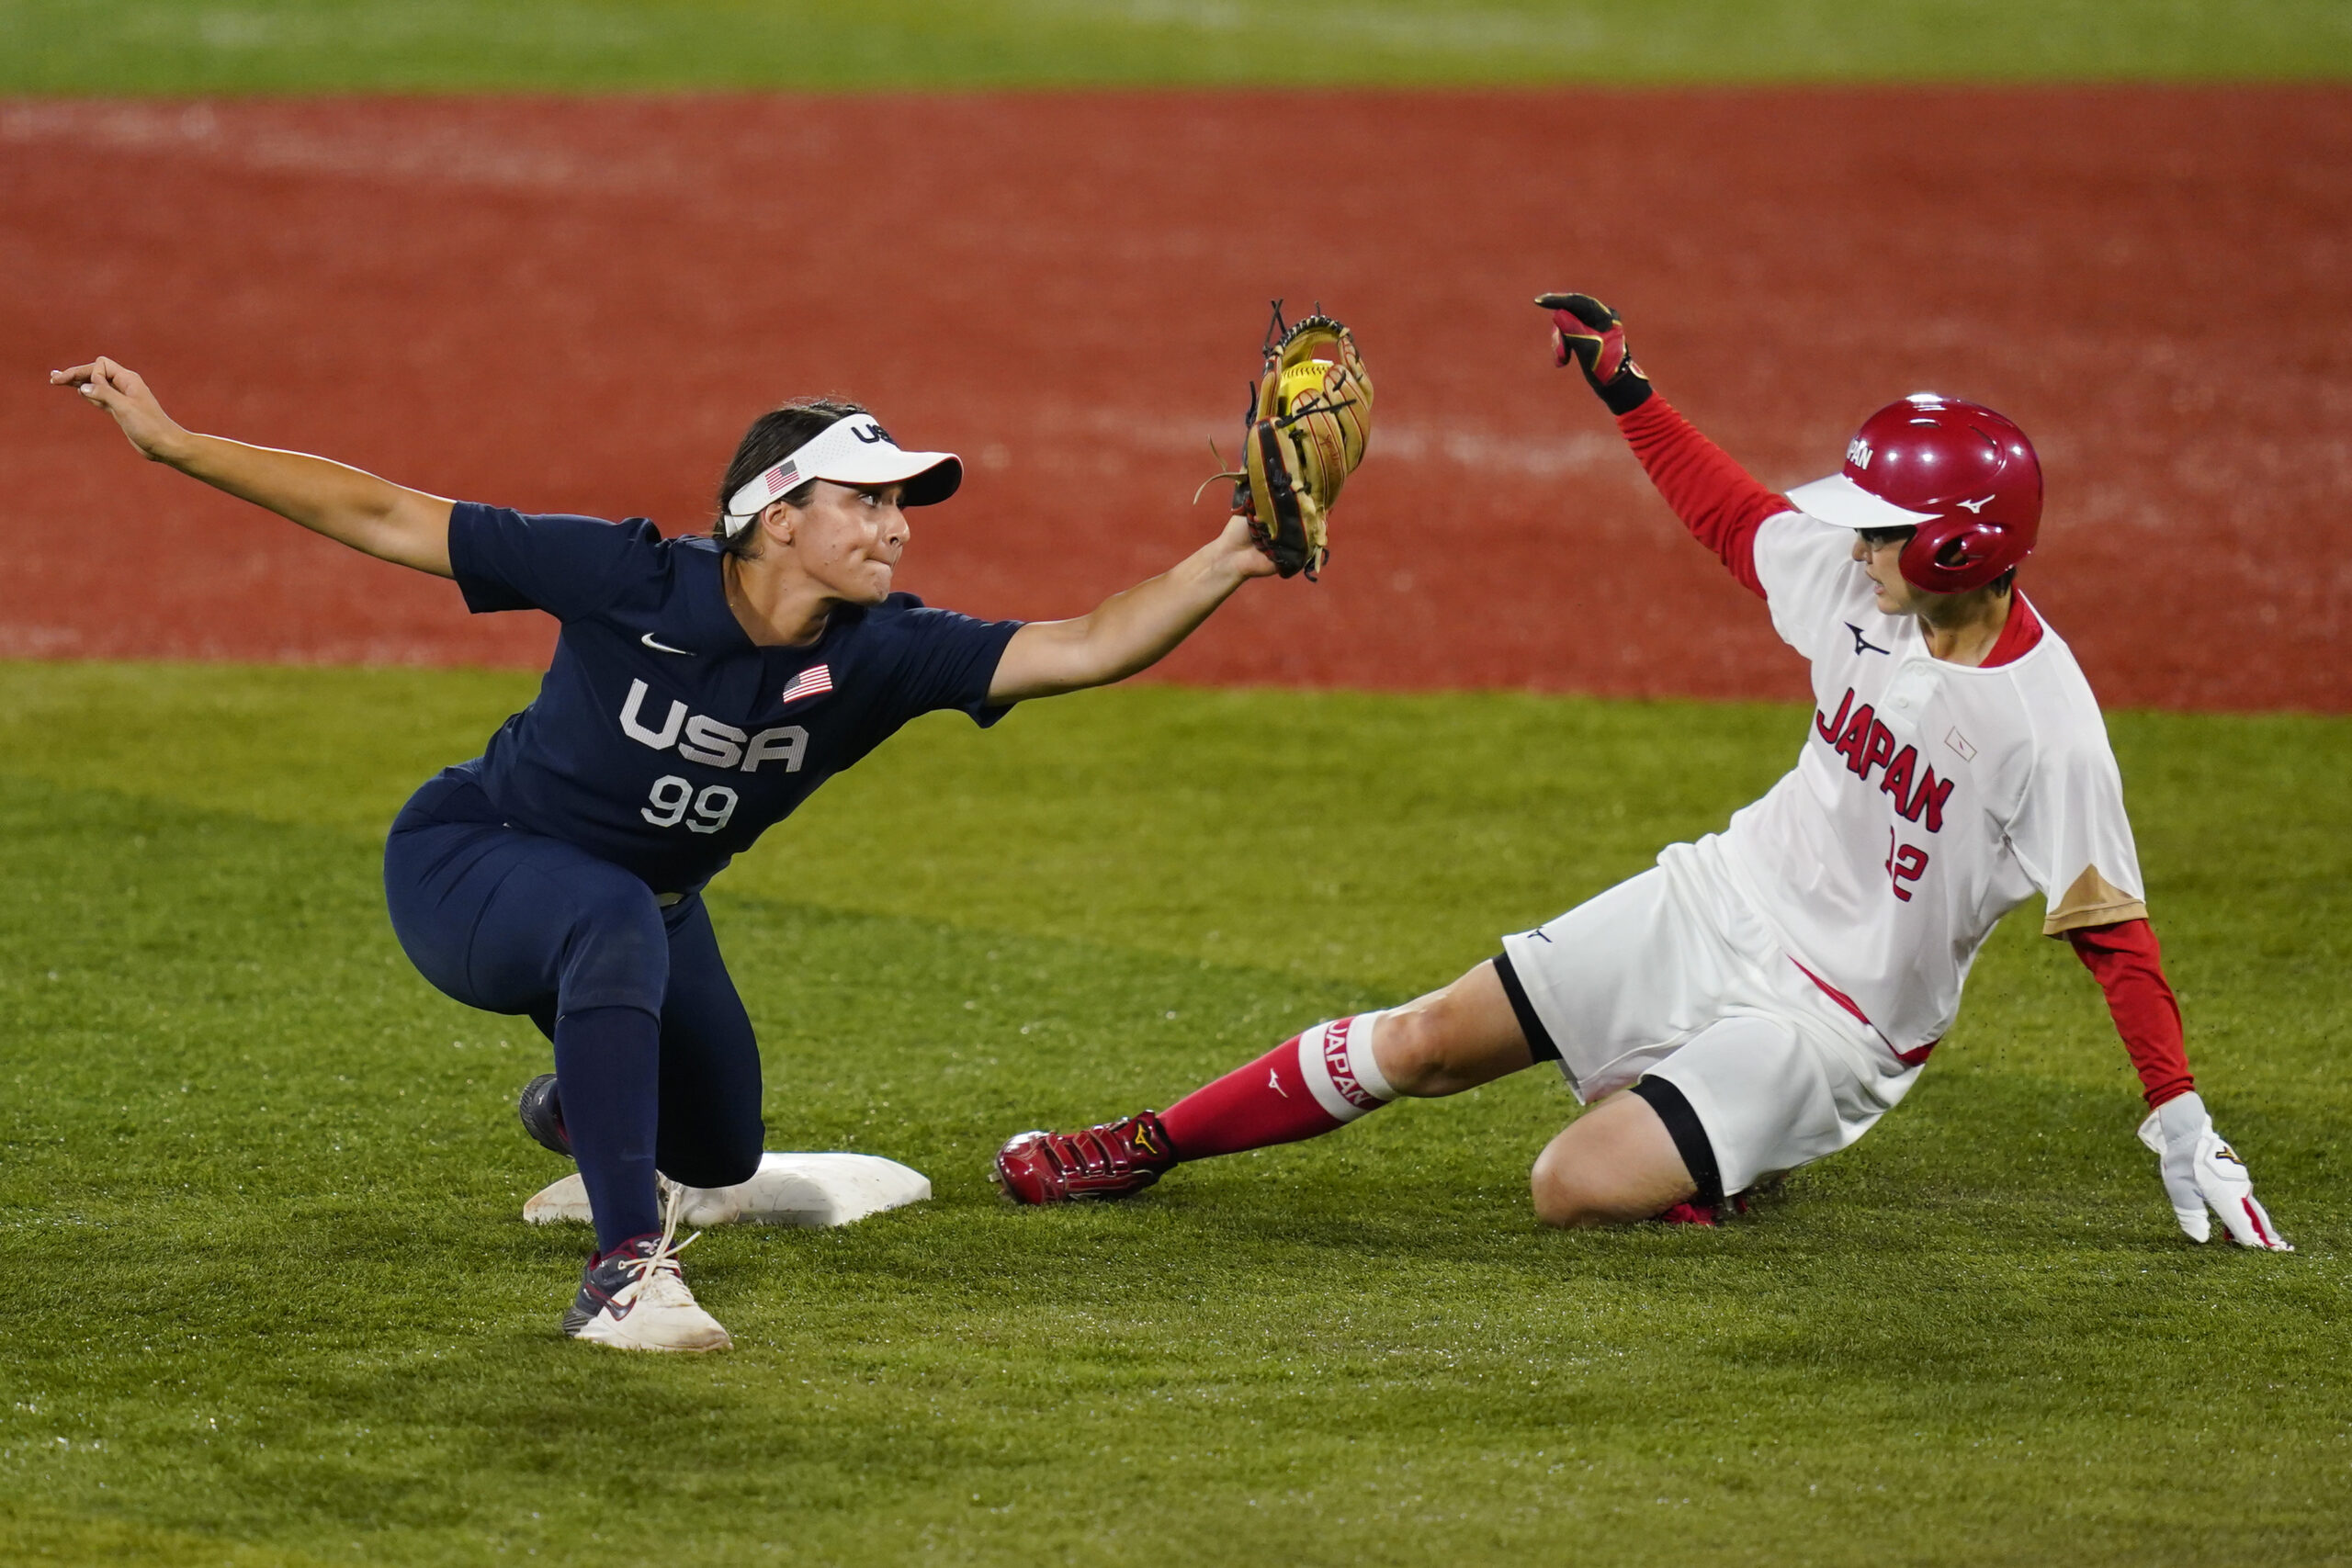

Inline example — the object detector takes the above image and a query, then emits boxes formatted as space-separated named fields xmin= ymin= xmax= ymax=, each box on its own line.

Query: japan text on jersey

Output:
xmin=1709 ymin=508 xmax=2147 ymax=1053
xmin=442 ymin=504 xmax=1023 ymax=895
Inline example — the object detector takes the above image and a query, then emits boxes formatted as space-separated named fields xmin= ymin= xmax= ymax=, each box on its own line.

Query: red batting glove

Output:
xmin=1534 ymin=291 xmax=1653 ymax=415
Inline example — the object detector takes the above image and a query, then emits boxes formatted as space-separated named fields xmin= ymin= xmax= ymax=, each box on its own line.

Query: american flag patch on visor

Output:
xmin=718 ymin=412 xmax=963 ymax=536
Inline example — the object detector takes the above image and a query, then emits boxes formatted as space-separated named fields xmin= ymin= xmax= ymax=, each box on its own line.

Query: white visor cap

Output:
xmin=1784 ymin=472 xmax=1939 ymax=532
xmin=720 ymin=414 xmax=962 ymax=536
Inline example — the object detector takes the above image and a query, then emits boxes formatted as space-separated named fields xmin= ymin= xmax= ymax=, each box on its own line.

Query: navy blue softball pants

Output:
xmin=384 ymin=770 xmax=764 ymax=1249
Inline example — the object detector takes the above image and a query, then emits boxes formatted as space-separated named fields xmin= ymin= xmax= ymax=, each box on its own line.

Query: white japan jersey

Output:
xmin=1713 ymin=511 xmax=2149 ymax=1052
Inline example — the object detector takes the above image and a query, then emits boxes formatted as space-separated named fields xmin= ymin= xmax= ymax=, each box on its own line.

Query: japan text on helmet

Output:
xmin=1783 ymin=394 xmax=2043 ymax=592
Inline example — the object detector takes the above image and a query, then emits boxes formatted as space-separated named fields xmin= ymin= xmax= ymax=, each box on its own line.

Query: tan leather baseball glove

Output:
xmin=1218 ymin=302 xmax=1374 ymax=581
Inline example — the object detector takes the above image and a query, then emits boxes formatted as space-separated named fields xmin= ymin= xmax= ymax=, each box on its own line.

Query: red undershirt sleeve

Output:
xmin=2065 ymin=918 xmax=2196 ymax=1108
xmin=1615 ymin=397 xmax=1791 ymax=599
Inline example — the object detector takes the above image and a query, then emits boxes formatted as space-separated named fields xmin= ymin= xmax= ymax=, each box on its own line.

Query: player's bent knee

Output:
xmin=659 ymin=1110 xmax=765 ymax=1190
xmin=1528 ymin=1145 xmax=1626 ymax=1228
xmin=1375 ymin=969 xmax=1529 ymax=1099
xmin=1526 ymin=1092 xmax=1701 ymax=1228
xmin=1371 ymin=1007 xmax=1449 ymax=1097
xmin=716 ymin=1112 xmax=766 ymax=1187
xmin=660 ymin=1144 xmax=762 ymax=1192
xmin=1528 ymin=1160 xmax=1673 ymax=1229
xmin=667 ymin=1147 xmax=762 ymax=1191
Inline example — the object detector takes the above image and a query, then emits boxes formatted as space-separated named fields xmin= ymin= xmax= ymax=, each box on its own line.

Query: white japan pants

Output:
xmin=1498 ymin=835 xmax=1919 ymax=1196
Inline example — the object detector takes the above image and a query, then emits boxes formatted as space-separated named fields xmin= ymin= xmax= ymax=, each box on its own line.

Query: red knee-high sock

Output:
xmin=1159 ymin=1013 xmax=1396 ymax=1160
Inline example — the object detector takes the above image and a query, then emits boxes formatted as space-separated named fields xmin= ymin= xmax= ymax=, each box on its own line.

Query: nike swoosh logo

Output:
xmin=580 ymin=1282 xmax=634 ymax=1322
xmin=640 ymin=633 xmax=695 ymax=657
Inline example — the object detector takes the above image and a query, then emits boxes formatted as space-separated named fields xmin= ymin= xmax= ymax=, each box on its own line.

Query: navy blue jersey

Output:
xmin=443 ymin=503 xmax=1022 ymax=894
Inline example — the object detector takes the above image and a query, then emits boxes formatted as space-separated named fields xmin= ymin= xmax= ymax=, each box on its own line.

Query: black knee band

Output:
xmin=1628 ymin=1076 xmax=1724 ymax=1208
xmin=1491 ymin=953 xmax=1560 ymax=1065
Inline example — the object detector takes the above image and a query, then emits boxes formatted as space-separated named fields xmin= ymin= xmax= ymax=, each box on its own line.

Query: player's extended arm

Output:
xmin=2068 ymin=919 xmax=2290 ymax=1249
xmin=987 ymin=515 xmax=1275 ymax=703
xmin=2068 ymin=919 xmax=2193 ymax=1107
xmin=51 ymin=358 xmax=455 ymax=577
xmin=1534 ymin=293 xmax=1788 ymax=596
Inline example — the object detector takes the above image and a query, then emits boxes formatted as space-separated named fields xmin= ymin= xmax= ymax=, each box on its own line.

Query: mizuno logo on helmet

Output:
xmin=1848 ymin=437 xmax=1873 ymax=468
xmin=1954 ymin=495 xmax=1994 ymax=513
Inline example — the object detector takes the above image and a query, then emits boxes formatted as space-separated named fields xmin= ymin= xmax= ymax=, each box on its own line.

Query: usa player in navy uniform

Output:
xmin=55 ymin=357 xmax=1283 ymax=1350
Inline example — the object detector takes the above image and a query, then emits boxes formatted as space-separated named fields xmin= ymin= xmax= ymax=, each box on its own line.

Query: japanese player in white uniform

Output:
xmin=993 ymin=292 xmax=2289 ymax=1253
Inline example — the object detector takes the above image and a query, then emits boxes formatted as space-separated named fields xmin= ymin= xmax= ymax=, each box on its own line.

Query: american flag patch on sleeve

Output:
xmin=780 ymin=664 xmax=833 ymax=705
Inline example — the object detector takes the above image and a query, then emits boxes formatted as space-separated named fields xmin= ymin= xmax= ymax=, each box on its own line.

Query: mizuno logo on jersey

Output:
xmin=619 ymin=679 xmax=807 ymax=773
xmin=1846 ymin=623 xmax=1890 ymax=656
xmin=1815 ymin=687 xmax=1956 ymax=831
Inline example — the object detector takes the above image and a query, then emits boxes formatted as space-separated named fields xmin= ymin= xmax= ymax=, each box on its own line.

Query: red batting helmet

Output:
xmin=1784 ymin=393 xmax=2042 ymax=592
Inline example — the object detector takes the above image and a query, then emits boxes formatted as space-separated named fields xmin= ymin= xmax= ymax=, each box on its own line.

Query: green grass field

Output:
xmin=5 ymin=0 xmax=2351 ymax=92
xmin=2 ymin=660 xmax=2345 ymax=1565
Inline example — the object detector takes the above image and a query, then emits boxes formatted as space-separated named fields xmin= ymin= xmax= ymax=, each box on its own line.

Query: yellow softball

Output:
xmin=1279 ymin=357 xmax=1337 ymax=412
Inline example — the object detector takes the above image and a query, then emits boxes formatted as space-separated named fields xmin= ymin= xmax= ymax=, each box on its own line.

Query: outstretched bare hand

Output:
xmin=51 ymin=357 xmax=190 ymax=463
xmin=46 ymin=358 xmax=455 ymax=576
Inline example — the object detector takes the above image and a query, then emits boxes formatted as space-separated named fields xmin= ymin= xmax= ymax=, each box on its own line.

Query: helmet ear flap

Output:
xmin=1900 ymin=519 xmax=2013 ymax=593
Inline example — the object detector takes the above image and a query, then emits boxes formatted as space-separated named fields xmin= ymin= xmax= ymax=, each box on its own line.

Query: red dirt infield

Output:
xmin=3 ymin=89 xmax=2346 ymax=709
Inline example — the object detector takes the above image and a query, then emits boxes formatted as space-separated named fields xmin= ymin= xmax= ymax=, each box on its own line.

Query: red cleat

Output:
xmin=1653 ymin=1190 xmax=1759 ymax=1226
xmin=993 ymin=1111 xmax=1179 ymax=1205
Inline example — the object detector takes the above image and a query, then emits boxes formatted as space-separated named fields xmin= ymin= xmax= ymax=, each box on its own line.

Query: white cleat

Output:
xmin=560 ymin=1192 xmax=731 ymax=1352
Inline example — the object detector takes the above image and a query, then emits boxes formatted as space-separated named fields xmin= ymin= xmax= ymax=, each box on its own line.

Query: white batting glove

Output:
xmin=2135 ymin=1090 xmax=2291 ymax=1250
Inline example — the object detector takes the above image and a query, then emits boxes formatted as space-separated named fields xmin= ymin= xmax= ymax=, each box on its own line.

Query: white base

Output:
xmin=523 ymin=1152 xmax=932 ymax=1229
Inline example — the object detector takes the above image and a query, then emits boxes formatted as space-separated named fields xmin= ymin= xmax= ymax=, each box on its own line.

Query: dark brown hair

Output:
xmin=712 ymin=396 xmax=869 ymax=558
